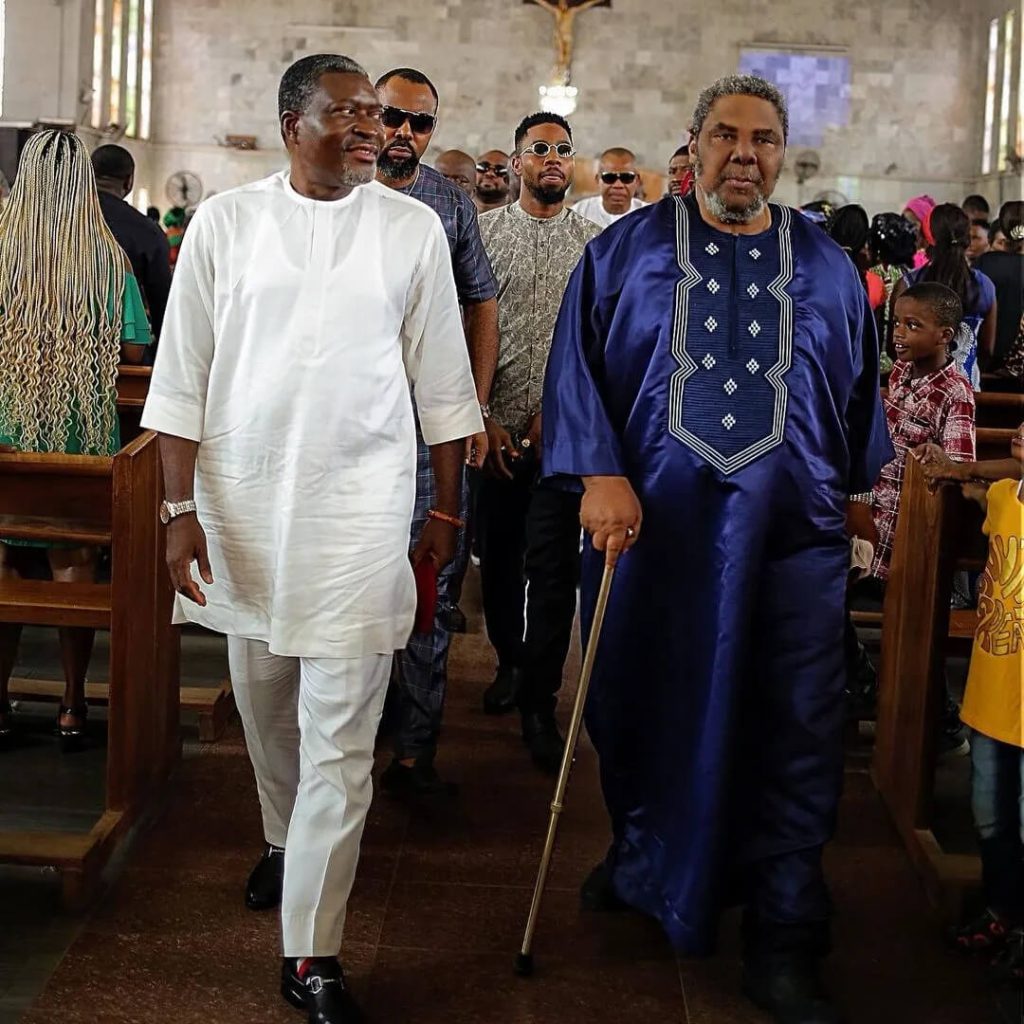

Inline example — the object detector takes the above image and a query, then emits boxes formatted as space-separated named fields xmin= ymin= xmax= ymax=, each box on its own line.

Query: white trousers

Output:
xmin=227 ymin=636 xmax=391 ymax=957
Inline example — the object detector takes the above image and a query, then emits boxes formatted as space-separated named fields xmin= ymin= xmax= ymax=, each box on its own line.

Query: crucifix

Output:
xmin=526 ymin=0 xmax=610 ymax=85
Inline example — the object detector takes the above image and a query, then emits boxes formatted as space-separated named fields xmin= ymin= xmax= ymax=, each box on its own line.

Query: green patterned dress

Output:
xmin=0 ymin=271 xmax=152 ymax=546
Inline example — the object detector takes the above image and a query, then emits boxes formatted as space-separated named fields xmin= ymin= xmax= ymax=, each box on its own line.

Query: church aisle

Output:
xmin=17 ymin=583 xmax=999 ymax=1024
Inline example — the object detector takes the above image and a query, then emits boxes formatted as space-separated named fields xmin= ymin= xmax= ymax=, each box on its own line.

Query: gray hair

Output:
xmin=278 ymin=54 xmax=368 ymax=118
xmin=690 ymin=75 xmax=789 ymax=142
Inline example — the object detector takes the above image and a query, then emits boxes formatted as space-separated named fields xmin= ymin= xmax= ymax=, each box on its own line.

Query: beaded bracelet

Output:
xmin=427 ymin=508 xmax=465 ymax=529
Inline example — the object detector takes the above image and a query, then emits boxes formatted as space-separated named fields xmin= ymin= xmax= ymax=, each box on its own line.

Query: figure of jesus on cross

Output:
xmin=531 ymin=0 xmax=607 ymax=83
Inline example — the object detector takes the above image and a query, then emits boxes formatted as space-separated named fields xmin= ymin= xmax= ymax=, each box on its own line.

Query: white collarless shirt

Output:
xmin=142 ymin=172 xmax=482 ymax=658
xmin=572 ymin=195 xmax=647 ymax=229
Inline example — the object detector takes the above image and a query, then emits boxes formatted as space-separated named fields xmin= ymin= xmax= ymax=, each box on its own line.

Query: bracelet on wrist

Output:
xmin=427 ymin=508 xmax=465 ymax=529
xmin=848 ymin=492 xmax=875 ymax=506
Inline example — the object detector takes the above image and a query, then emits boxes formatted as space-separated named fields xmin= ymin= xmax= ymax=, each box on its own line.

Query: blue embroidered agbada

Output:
xmin=542 ymin=194 xmax=893 ymax=954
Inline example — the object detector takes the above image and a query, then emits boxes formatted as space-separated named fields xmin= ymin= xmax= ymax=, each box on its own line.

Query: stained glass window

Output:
xmin=738 ymin=49 xmax=851 ymax=149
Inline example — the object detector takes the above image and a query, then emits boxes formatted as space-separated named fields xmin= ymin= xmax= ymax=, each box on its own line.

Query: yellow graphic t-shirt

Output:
xmin=961 ymin=478 xmax=1024 ymax=747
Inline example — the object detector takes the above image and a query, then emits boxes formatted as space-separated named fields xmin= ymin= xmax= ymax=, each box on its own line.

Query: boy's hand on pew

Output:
xmin=166 ymin=516 xmax=214 ymax=606
xmin=913 ymin=443 xmax=966 ymax=490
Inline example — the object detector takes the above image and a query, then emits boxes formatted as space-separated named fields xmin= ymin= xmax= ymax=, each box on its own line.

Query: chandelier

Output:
xmin=538 ymin=84 xmax=578 ymax=117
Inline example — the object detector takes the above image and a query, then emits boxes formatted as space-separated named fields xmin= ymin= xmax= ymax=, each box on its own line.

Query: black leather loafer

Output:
xmin=245 ymin=844 xmax=284 ymax=911
xmin=521 ymin=712 xmax=565 ymax=774
xmin=482 ymin=666 xmax=523 ymax=715
xmin=742 ymin=952 xmax=843 ymax=1024
xmin=282 ymin=958 xmax=363 ymax=1024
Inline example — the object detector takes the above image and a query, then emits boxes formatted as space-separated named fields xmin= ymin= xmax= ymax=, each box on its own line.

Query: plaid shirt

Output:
xmin=397 ymin=163 xmax=497 ymax=305
xmin=871 ymin=360 xmax=976 ymax=579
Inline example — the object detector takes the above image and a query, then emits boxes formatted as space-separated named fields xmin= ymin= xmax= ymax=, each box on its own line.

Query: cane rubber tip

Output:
xmin=514 ymin=952 xmax=534 ymax=977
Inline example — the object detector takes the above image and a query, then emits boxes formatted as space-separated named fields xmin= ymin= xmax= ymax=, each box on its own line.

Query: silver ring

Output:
xmin=521 ymin=438 xmax=532 ymax=449
xmin=499 ymin=444 xmax=506 ymax=451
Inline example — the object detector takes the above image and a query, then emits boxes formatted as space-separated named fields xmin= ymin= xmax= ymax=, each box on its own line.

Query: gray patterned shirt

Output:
xmin=479 ymin=202 xmax=600 ymax=432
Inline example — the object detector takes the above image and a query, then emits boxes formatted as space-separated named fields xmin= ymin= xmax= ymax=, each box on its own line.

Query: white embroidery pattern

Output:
xmin=667 ymin=200 xmax=794 ymax=475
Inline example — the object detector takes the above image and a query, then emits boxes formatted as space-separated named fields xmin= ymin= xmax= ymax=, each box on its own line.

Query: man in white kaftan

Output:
xmin=141 ymin=54 xmax=481 ymax=1023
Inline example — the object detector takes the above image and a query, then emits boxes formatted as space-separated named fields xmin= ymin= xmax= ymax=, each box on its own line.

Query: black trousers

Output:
xmin=475 ymin=458 xmax=581 ymax=716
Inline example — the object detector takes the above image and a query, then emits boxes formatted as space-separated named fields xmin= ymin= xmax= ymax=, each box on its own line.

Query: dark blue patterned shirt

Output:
xmin=397 ymin=163 xmax=497 ymax=305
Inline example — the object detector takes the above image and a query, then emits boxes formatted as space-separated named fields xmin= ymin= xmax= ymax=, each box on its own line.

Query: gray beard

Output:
xmin=341 ymin=164 xmax=376 ymax=187
xmin=703 ymin=186 xmax=767 ymax=224
xmin=693 ymin=156 xmax=769 ymax=224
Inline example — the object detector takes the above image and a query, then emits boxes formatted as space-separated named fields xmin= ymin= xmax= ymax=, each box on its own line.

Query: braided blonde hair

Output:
xmin=0 ymin=129 xmax=125 ymax=455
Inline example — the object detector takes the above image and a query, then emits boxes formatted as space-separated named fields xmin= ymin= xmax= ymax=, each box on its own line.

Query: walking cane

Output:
xmin=514 ymin=556 xmax=618 ymax=977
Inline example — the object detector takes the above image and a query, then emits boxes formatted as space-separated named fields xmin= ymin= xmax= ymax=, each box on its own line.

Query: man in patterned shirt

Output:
xmin=476 ymin=112 xmax=600 ymax=773
xmin=374 ymin=67 xmax=500 ymax=799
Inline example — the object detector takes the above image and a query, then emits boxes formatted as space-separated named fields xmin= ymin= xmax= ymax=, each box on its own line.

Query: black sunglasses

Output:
xmin=519 ymin=141 xmax=575 ymax=159
xmin=599 ymin=171 xmax=637 ymax=185
xmin=476 ymin=162 xmax=509 ymax=177
xmin=381 ymin=105 xmax=437 ymax=134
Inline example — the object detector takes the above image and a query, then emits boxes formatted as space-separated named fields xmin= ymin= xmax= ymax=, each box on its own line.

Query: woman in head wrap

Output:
xmin=867 ymin=212 xmax=917 ymax=366
xmin=829 ymin=204 xmax=871 ymax=284
xmin=903 ymin=194 xmax=936 ymax=269
xmin=0 ymin=130 xmax=152 ymax=749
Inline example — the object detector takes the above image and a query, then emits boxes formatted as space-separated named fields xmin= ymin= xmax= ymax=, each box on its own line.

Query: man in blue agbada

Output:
xmin=542 ymin=76 xmax=892 ymax=1024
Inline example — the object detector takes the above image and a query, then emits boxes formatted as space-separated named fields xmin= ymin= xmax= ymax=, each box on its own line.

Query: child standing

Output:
xmin=947 ymin=423 xmax=1024 ymax=988
xmin=868 ymin=282 xmax=977 ymax=582
xmin=850 ymin=283 xmax=977 ymax=749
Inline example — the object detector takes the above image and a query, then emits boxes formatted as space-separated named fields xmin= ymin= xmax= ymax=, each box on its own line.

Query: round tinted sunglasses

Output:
xmin=381 ymin=105 xmax=437 ymax=134
xmin=476 ymin=162 xmax=509 ymax=177
xmin=520 ymin=141 xmax=576 ymax=159
xmin=600 ymin=171 xmax=637 ymax=185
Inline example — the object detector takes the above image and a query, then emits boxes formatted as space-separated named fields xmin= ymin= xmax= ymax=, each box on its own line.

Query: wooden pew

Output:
xmin=871 ymin=457 xmax=987 ymax=916
xmin=116 ymin=364 xmax=152 ymax=444
xmin=974 ymin=391 xmax=1024 ymax=429
xmin=110 ymin=364 xmax=235 ymax=740
xmin=0 ymin=433 xmax=179 ymax=907
xmin=850 ymin=426 xmax=1014 ymax=637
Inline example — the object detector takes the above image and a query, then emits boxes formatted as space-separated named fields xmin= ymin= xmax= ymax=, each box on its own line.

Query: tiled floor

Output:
xmin=2 ymin=577 xmax=1017 ymax=1023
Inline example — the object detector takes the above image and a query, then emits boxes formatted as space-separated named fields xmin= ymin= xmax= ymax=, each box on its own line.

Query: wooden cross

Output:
xmin=525 ymin=0 xmax=611 ymax=84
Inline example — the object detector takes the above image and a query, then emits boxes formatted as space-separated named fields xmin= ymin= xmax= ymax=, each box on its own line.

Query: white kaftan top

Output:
xmin=141 ymin=172 xmax=482 ymax=658
xmin=572 ymin=195 xmax=647 ymax=229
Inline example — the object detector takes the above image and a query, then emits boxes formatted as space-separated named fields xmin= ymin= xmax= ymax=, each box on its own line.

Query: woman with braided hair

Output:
xmin=0 ymin=129 xmax=151 ymax=750
xmin=905 ymin=202 xmax=997 ymax=388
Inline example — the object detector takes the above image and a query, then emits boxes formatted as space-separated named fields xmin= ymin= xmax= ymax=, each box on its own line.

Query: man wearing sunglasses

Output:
xmin=572 ymin=147 xmax=647 ymax=230
xmin=475 ymin=112 xmax=601 ymax=774
xmin=373 ymin=68 xmax=500 ymax=803
xmin=474 ymin=149 xmax=512 ymax=213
